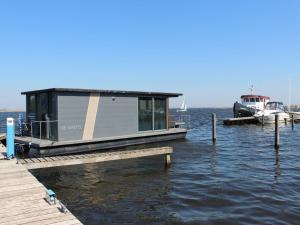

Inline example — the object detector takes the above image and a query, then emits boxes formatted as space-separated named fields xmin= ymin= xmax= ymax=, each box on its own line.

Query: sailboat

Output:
xmin=177 ymin=97 xmax=187 ymax=112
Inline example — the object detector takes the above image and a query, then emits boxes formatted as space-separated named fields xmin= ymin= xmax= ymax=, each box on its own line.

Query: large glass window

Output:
xmin=154 ymin=98 xmax=166 ymax=130
xmin=27 ymin=95 xmax=36 ymax=120
xmin=138 ymin=97 xmax=153 ymax=131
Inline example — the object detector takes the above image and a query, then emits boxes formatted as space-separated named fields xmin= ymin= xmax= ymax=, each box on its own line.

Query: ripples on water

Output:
xmin=1 ymin=109 xmax=300 ymax=225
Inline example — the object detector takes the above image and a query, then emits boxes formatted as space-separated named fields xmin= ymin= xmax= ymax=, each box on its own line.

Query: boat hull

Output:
xmin=233 ymin=102 xmax=257 ymax=118
xmin=255 ymin=113 xmax=290 ymax=124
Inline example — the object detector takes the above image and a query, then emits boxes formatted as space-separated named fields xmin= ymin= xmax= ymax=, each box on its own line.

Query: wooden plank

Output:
xmin=30 ymin=158 xmax=41 ymax=163
xmin=0 ymin=200 xmax=51 ymax=214
xmin=28 ymin=216 xmax=82 ymax=225
xmin=37 ymin=157 xmax=47 ymax=162
xmin=17 ymin=159 xmax=28 ymax=164
xmin=62 ymin=155 xmax=73 ymax=160
xmin=24 ymin=147 xmax=173 ymax=170
xmin=0 ymin=181 xmax=43 ymax=193
xmin=0 ymin=170 xmax=32 ymax=179
xmin=0 ymin=193 xmax=46 ymax=207
xmin=23 ymin=158 xmax=33 ymax=163
xmin=0 ymin=211 xmax=76 ymax=225
xmin=0 ymin=176 xmax=38 ymax=186
xmin=0 ymin=166 xmax=27 ymax=174
xmin=43 ymin=157 xmax=54 ymax=162
xmin=0 ymin=207 xmax=61 ymax=224
xmin=66 ymin=155 xmax=77 ymax=159
xmin=49 ymin=219 xmax=83 ymax=225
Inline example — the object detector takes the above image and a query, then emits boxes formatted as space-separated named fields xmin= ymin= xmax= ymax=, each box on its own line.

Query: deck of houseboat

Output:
xmin=15 ymin=128 xmax=187 ymax=156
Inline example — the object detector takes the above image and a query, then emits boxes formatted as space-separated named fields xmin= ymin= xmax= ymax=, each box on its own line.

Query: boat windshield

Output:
xmin=265 ymin=102 xmax=284 ymax=110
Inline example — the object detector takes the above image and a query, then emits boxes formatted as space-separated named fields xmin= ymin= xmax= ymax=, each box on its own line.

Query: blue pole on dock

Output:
xmin=6 ymin=118 xmax=15 ymax=159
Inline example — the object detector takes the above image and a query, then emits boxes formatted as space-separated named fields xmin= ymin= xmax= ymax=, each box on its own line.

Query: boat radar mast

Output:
xmin=250 ymin=85 xmax=254 ymax=95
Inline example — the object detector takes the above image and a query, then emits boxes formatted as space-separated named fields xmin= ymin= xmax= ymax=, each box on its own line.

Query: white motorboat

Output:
xmin=254 ymin=102 xmax=290 ymax=124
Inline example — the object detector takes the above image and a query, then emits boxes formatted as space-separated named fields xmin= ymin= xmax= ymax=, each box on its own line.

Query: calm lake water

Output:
xmin=1 ymin=109 xmax=300 ymax=225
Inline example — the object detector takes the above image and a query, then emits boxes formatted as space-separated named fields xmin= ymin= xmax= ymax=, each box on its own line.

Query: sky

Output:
xmin=0 ymin=0 xmax=300 ymax=109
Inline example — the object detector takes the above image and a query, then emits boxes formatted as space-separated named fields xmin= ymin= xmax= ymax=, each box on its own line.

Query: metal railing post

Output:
xmin=39 ymin=121 xmax=42 ymax=140
xmin=31 ymin=122 xmax=33 ymax=138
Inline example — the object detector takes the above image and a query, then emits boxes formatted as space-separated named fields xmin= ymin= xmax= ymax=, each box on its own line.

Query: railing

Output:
xmin=21 ymin=120 xmax=58 ymax=141
xmin=169 ymin=114 xmax=191 ymax=129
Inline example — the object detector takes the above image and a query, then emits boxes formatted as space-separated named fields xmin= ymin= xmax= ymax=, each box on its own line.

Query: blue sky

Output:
xmin=0 ymin=0 xmax=300 ymax=108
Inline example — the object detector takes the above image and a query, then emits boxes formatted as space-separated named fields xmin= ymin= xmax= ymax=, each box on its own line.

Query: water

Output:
xmin=2 ymin=109 xmax=300 ymax=225
xmin=0 ymin=112 xmax=25 ymax=134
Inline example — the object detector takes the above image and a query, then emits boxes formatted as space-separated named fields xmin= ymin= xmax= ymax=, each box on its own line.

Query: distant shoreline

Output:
xmin=0 ymin=109 xmax=25 ymax=113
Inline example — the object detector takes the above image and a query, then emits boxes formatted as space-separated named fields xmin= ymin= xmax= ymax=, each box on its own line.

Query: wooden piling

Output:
xmin=164 ymin=154 xmax=171 ymax=167
xmin=262 ymin=115 xmax=264 ymax=127
xmin=275 ymin=114 xmax=280 ymax=149
xmin=212 ymin=113 xmax=216 ymax=143
xmin=292 ymin=114 xmax=294 ymax=129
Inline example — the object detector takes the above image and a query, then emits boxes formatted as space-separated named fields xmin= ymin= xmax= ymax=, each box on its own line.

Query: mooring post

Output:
xmin=292 ymin=114 xmax=294 ymax=129
xmin=6 ymin=118 xmax=15 ymax=159
xmin=262 ymin=115 xmax=265 ymax=127
xmin=275 ymin=115 xmax=280 ymax=149
xmin=165 ymin=154 xmax=171 ymax=167
xmin=212 ymin=113 xmax=217 ymax=143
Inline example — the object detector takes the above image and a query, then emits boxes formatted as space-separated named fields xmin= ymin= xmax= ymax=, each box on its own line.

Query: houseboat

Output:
xmin=15 ymin=88 xmax=187 ymax=156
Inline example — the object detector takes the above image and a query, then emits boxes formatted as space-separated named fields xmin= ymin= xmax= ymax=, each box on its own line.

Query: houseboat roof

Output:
xmin=241 ymin=95 xmax=270 ymax=99
xmin=21 ymin=88 xmax=182 ymax=97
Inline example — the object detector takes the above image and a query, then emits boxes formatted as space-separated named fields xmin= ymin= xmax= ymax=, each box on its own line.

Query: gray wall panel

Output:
xmin=57 ymin=93 xmax=89 ymax=141
xmin=93 ymin=96 xmax=138 ymax=138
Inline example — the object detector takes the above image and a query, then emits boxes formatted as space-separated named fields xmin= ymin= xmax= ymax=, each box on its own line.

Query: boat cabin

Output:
xmin=18 ymin=88 xmax=187 ymax=155
xmin=241 ymin=95 xmax=270 ymax=111
xmin=265 ymin=102 xmax=285 ymax=111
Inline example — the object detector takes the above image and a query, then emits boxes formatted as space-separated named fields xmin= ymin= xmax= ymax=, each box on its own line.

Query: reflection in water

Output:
xmin=274 ymin=149 xmax=281 ymax=181
xmin=23 ymin=108 xmax=300 ymax=225
xmin=209 ymin=145 xmax=217 ymax=174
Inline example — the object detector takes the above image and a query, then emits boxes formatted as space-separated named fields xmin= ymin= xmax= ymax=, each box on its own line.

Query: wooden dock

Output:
xmin=18 ymin=147 xmax=173 ymax=170
xmin=0 ymin=144 xmax=172 ymax=225
xmin=0 ymin=149 xmax=83 ymax=224
xmin=223 ymin=116 xmax=258 ymax=125
xmin=289 ymin=112 xmax=300 ymax=122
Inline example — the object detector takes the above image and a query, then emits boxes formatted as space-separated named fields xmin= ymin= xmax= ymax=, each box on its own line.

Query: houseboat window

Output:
xmin=27 ymin=95 xmax=36 ymax=118
xmin=256 ymin=98 xmax=260 ymax=102
xmin=36 ymin=93 xmax=49 ymax=138
xmin=27 ymin=94 xmax=37 ymax=137
xmin=243 ymin=98 xmax=249 ymax=102
xmin=48 ymin=93 xmax=58 ymax=140
xmin=154 ymin=98 xmax=166 ymax=130
xmin=138 ymin=97 xmax=153 ymax=131
xmin=250 ymin=98 xmax=255 ymax=102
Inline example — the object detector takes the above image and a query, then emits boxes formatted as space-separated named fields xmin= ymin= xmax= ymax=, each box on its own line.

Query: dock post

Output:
xmin=292 ymin=114 xmax=294 ymax=129
xmin=212 ymin=113 xmax=217 ymax=143
xmin=6 ymin=118 xmax=15 ymax=159
xmin=165 ymin=154 xmax=171 ymax=167
xmin=275 ymin=115 xmax=280 ymax=149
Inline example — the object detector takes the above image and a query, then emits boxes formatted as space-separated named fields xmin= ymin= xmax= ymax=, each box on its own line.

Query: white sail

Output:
xmin=178 ymin=97 xmax=187 ymax=112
